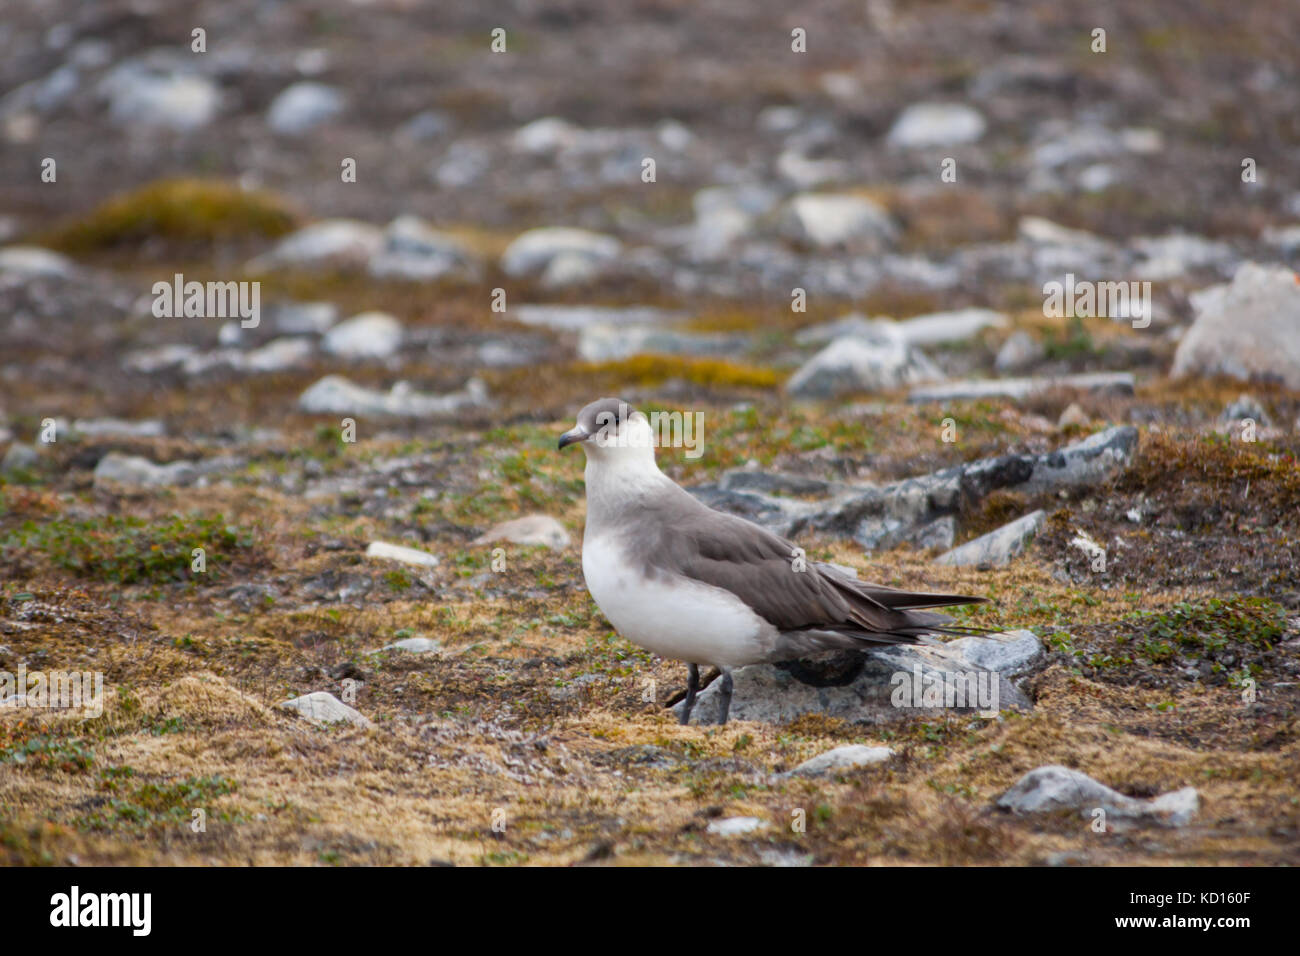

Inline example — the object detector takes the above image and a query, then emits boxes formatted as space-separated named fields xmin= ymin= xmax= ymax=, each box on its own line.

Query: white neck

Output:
xmin=582 ymin=420 xmax=671 ymax=531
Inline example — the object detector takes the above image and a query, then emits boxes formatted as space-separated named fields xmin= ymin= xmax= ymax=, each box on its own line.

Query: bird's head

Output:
xmin=557 ymin=397 xmax=657 ymax=464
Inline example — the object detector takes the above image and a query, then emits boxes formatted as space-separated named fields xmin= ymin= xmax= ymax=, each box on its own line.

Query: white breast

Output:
xmin=581 ymin=533 xmax=769 ymax=669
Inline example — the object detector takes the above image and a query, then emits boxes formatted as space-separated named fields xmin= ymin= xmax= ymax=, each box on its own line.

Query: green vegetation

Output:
xmin=2 ymin=512 xmax=258 ymax=585
xmin=1126 ymin=597 xmax=1288 ymax=664
xmin=43 ymin=178 xmax=298 ymax=253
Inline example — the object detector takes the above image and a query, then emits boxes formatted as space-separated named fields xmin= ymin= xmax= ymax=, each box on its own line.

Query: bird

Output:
xmin=558 ymin=397 xmax=988 ymax=725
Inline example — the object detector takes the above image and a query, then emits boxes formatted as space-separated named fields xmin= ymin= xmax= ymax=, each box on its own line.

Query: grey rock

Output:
xmin=71 ymin=418 xmax=166 ymax=438
xmin=796 ymin=309 xmax=1005 ymax=348
xmin=93 ymin=452 xmax=196 ymax=489
xmin=298 ymin=375 xmax=488 ymax=417
xmin=1172 ymin=263 xmax=1300 ymax=389
xmin=398 ymin=109 xmax=452 ymax=142
xmin=780 ymin=193 xmax=898 ymax=251
xmin=787 ymin=329 xmax=943 ymax=398
xmin=688 ymin=185 xmax=780 ymax=259
xmin=365 ymin=541 xmax=439 ymax=567
xmin=996 ymin=766 xmax=1198 ymax=827
xmin=994 ymin=330 xmax=1046 ymax=373
xmin=380 ymin=637 xmax=442 ymax=654
xmin=578 ymin=324 xmax=746 ymax=362
xmin=510 ymin=304 xmax=678 ymax=333
xmin=368 ymin=215 xmax=479 ymax=282
xmin=98 ymin=56 xmax=219 ymax=131
xmin=0 ymin=245 xmax=75 ymax=278
xmin=678 ymin=641 xmax=1030 ymax=726
xmin=273 ymin=301 xmax=338 ymax=335
xmin=947 ymin=629 xmax=1044 ymax=675
xmin=706 ymin=816 xmax=769 ymax=836
xmin=472 ymin=515 xmax=570 ymax=550
xmin=787 ymin=744 xmax=894 ymax=776
xmin=512 ymin=116 xmax=582 ymax=154
xmin=500 ymin=227 xmax=620 ymax=278
xmin=1132 ymin=233 xmax=1234 ymax=281
xmin=280 ymin=691 xmax=371 ymax=728
xmin=267 ymin=82 xmax=344 ymax=134
xmin=935 ymin=511 xmax=1045 ymax=567
xmin=322 ymin=311 xmax=404 ymax=359
xmin=908 ymin=371 xmax=1134 ymax=403
xmin=695 ymin=425 xmax=1136 ymax=549
xmin=1 ymin=443 xmax=39 ymax=474
xmin=887 ymin=102 xmax=986 ymax=148
xmin=250 ymin=220 xmax=384 ymax=271
xmin=1220 ymin=394 xmax=1269 ymax=426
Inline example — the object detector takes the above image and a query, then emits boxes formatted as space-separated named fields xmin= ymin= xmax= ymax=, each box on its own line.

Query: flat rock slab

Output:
xmin=787 ymin=744 xmax=895 ymax=776
xmin=908 ymin=371 xmax=1134 ymax=403
xmin=280 ymin=692 xmax=371 ymax=728
xmin=676 ymin=635 xmax=1037 ymax=726
xmin=692 ymin=425 xmax=1137 ymax=549
xmin=365 ymin=541 xmax=440 ymax=567
xmin=472 ymin=515 xmax=570 ymax=550
xmin=935 ymin=510 xmax=1045 ymax=567
xmin=997 ymin=765 xmax=1199 ymax=827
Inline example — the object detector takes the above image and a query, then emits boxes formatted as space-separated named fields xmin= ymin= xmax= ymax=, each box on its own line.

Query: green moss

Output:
xmin=2 ymin=512 xmax=259 ymax=585
xmin=78 ymin=773 xmax=239 ymax=832
xmin=43 ymin=178 xmax=299 ymax=253
xmin=1127 ymin=597 xmax=1288 ymax=663
xmin=574 ymin=355 xmax=784 ymax=390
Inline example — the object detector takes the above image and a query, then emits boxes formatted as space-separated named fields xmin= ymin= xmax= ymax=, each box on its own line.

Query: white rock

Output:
xmin=500 ymin=227 xmax=621 ymax=277
xmin=1172 ymin=263 xmax=1300 ymax=389
xmin=472 ymin=515 xmax=570 ymax=550
xmin=297 ymin=375 xmax=488 ymax=418
xmin=242 ymin=336 xmax=314 ymax=372
xmin=322 ymin=311 xmax=404 ymax=359
xmin=781 ymin=193 xmax=897 ymax=250
xmin=267 ymin=82 xmax=344 ymax=134
xmin=99 ymin=60 xmax=219 ymax=131
xmin=908 ymin=371 xmax=1134 ymax=403
xmin=1 ymin=443 xmax=38 ymax=474
xmin=994 ymin=330 xmax=1045 ymax=373
xmin=365 ymin=541 xmax=440 ymax=568
xmin=947 ymin=630 xmax=1044 ymax=675
xmin=380 ymin=637 xmax=442 ymax=654
xmin=887 ymin=102 xmax=986 ymax=148
xmin=252 ymin=220 xmax=384 ymax=270
xmin=510 ymin=304 xmax=677 ymax=332
xmin=280 ymin=692 xmax=371 ymax=728
xmin=274 ymin=301 xmax=338 ymax=334
xmin=935 ymin=512 xmax=1045 ymax=567
xmin=71 ymin=418 xmax=165 ymax=438
xmin=706 ymin=816 xmax=769 ymax=836
xmin=368 ymin=215 xmax=478 ymax=281
xmin=789 ymin=745 xmax=894 ymax=776
xmin=0 ymin=245 xmax=75 ymax=278
xmin=512 ymin=116 xmax=582 ymax=154
xmin=93 ymin=452 xmax=196 ymax=489
xmin=894 ymin=308 xmax=1007 ymax=346
xmin=997 ymin=766 xmax=1198 ymax=827
xmin=787 ymin=330 xmax=943 ymax=398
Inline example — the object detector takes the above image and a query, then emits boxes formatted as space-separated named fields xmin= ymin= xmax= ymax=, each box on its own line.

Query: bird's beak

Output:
xmin=557 ymin=426 xmax=589 ymax=450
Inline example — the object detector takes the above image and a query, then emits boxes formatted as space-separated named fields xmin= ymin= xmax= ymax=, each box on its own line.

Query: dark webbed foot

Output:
xmin=715 ymin=670 xmax=734 ymax=725
xmin=678 ymin=663 xmax=700 ymax=725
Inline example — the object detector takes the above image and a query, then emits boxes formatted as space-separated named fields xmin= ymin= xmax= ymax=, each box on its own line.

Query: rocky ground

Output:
xmin=1 ymin=0 xmax=1298 ymax=866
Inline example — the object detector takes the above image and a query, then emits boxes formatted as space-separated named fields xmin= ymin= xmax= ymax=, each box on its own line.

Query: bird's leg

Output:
xmin=678 ymin=663 xmax=699 ymax=726
xmin=715 ymin=669 xmax=734 ymax=725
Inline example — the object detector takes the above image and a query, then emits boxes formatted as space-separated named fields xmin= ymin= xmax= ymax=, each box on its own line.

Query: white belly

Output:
xmin=581 ymin=533 xmax=768 ymax=668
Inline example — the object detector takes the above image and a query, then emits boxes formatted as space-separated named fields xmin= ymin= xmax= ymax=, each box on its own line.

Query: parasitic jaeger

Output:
xmin=558 ymin=397 xmax=987 ymax=725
